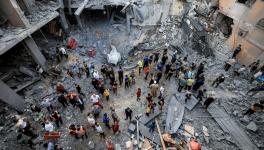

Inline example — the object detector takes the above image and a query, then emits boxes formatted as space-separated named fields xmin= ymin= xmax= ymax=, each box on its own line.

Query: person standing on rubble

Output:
xmin=102 ymin=113 xmax=111 ymax=129
xmin=41 ymin=98 xmax=53 ymax=113
xmin=149 ymin=121 xmax=155 ymax=133
xmin=76 ymin=125 xmax=88 ymax=139
xmin=153 ymin=52 xmax=160 ymax=64
xmin=137 ymin=60 xmax=143 ymax=74
xmin=249 ymin=60 xmax=260 ymax=73
xmin=95 ymin=122 xmax=105 ymax=139
xmin=103 ymin=88 xmax=110 ymax=101
xmin=56 ymin=82 xmax=68 ymax=94
xmin=50 ymin=110 xmax=63 ymax=128
xmin=204 ymin=95 xmax=215 ymax=109
xmin=75 ymin=83 xmax=85 ymax=96
xmin=84 ymin=62 xmax=90 ymax=78
xmin=125 ymin=107 xmax=133 ymax=121
xmin=118 ymin=66 xmax=124 ymax=86
xmin=87 ymin=113 xmax=95 ymax=129
xmin=150 ymin=81 xmax=159 ymax=97
xmin=232 ymin=44 xmax=242 ymax=58
xmin=144 ymin=65 xmax=150 ymax=80
xmin=112 ymin=81 xmax=118 ymax=96
xmin=224 ymin=58 xmax=236 ymax=71
xmin=125 ymin=75 xmax=129 ymax=89
xmin=192 ymin=75 xmax=205 ymax=91
xmin=158 ymin=97 xmax=165 ymax=110
xmin=143 ymin=56 xmax=149 ymax=68
xmin=136 ymin=88 xmax=141 ymax=101
xmin=212 ymin=74 xmax=225 ymax=88
xmin=112 ymin=120 xmax=120 ymax=134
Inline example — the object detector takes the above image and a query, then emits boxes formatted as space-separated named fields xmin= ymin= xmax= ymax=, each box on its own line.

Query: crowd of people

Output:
xmin=14 ymin=44 xmax=264 ymax=150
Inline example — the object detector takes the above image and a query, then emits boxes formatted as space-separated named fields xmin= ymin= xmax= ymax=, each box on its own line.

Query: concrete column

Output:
xmin=68 ymin=0 xmax=72 ymax=15
xmin=0 ymin=0 xmax=30 ymax=27
xmin=24 ymin=36 xmax=47 ymax=71
xmin=126 ymin=12 xmax=131 ymax=34
xmin=0 ymin=80 xmax=26 ymax=112
xmin=58 ymin=0 xmax=69 ymax=31
xmin=22 ymin=0 xmax=34 ymax=14
xmin=59 ymin=9 xmax=69 ymax=31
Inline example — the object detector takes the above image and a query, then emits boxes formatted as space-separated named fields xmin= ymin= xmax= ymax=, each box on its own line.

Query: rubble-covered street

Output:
xmin=0 ymin=0 xmax=263 ymax=150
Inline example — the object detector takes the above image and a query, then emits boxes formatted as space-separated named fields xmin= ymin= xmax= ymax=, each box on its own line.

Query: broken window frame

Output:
xmin=236 ymin=0 xmax=256 ymax=7
xmin=256 ymin=18 xmax=264 ymax=30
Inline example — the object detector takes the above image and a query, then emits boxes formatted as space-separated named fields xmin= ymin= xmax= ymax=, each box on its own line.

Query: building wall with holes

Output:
xmin=219 ymin=0 xmax=264 ymax=65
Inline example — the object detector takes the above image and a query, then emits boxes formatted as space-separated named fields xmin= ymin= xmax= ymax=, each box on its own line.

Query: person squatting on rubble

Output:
xmin=244 ymin=100 xmax=264 ymax=116
xmin=212 ymin=74 xmax=225 ymax=88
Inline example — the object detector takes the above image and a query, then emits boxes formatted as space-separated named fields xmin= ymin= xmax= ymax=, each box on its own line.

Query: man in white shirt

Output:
xmin=90 ymin=93 xmax=103 ymax=108
xmin=44 ymin=121 xmax=54 ymax=132
xmin=95 ymin=122 xmax=105 ymax=138
xmin=87 ymin=113 xmax=95 ymax=128
xmin=159 ymin=85 xmax=165 ymax=98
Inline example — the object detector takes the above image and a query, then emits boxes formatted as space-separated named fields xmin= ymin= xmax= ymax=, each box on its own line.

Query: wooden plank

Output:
xmin=175 ymin=93 xmax=199 ymax=110
xmin=155 ymin=119 xmax=166 ymax=150
xmin=208 ymin=104 xmax=258 ymax=150
xmin=142 ymin=138 xmax=154 ymax=150
xmin=138 ymin=123 xmax=161 ymax=146
xmin=165 ymin=95 xmax=185 ymax=134
xmin=139 ymin=109 xmax=161 ymax=125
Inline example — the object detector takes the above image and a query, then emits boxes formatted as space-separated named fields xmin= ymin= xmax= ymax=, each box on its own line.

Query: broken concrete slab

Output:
xmin=175 ymin=93 xmax=199 ymax=110
xmin=139 ymin=109 xmax=161 ymax=125
xmin=19 ymin=66 xmax=36 ymax=77
xmin=165 ymin=95 xmax=185 ymax=134
xmin=246 ymin=122 xmax=257 ymax=132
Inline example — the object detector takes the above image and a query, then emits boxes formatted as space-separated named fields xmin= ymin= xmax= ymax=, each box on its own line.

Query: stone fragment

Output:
xmin=246 ymin=122 xmax=257 ymax=132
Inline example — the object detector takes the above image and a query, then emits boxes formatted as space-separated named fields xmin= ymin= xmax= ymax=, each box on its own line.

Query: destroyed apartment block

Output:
xmin=0 ymin=0 xmax=263 ymax=150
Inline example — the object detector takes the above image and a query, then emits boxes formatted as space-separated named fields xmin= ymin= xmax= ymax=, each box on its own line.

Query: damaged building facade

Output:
xmin=216 ymin=0 xmax=264 ymax=65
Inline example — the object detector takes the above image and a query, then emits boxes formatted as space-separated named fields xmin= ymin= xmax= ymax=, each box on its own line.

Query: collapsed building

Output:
xmin=0 ymin=0 xmax=263 ymax=150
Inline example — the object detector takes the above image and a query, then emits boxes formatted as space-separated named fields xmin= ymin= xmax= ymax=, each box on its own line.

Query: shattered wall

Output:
xmin=219 ymin=0 xmax=264 ymax=65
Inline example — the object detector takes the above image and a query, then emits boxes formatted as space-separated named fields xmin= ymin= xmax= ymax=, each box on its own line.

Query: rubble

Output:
xmin=246 ymin=122 xmax=258 ymax=132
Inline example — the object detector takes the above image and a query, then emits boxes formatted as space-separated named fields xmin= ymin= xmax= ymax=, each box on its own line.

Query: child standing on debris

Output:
xmin=136 ymin=88 xmax=141 ymax=101
xmin=158 ymin=97 xmax=165 ymax=110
